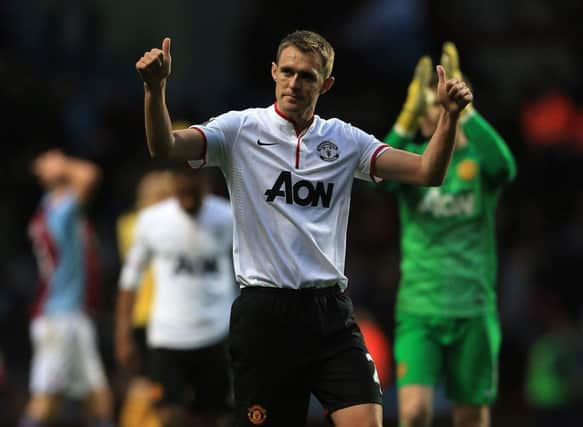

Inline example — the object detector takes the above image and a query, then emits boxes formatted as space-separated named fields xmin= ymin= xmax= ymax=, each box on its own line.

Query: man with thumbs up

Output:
xmin=380 ymin=44 xmax=516 ymax=427
xmin=136 ymin=31 xmax=472 ymax=427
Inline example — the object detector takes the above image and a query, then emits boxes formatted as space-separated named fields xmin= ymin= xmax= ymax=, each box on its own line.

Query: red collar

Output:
xmin=273 ymin=102 xmax=314 ymax=136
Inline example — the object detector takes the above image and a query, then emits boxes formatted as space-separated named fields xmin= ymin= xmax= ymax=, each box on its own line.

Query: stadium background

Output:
xmin=1 ymin=0 xmax=583 ymax=425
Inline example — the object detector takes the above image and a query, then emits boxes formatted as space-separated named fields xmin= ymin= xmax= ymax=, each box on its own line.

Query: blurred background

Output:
xmin=2 ymin=0 xmax=583 ymax=425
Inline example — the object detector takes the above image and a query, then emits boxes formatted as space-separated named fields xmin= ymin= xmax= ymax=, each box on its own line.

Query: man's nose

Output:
xmin=289 ymin=74 xmax=300 ymax=88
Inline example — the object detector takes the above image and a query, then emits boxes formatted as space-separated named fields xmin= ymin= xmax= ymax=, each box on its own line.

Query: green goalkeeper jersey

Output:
xmin=383 ymin=110 xmax=516 ymax=317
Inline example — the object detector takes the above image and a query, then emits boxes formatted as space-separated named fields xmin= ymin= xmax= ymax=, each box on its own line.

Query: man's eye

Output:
xmin=298 ymin=72 xmax=317 ymax=82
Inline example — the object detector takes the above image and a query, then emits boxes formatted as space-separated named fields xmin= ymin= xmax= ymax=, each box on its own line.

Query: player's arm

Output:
xmin=115 ymin=289 xmax=136 ymax=369
xmin=62 ymin=155 xmax=101 ymax=203
xmin=114 ymin=216 xmax=152 ymax=369
xmin=377 ymin=129 xmax=415 ymax=193
xmin=32 ymin=150 xmax=101 ymax=204
xmin=440 ymin=40 xmax=516 ymax=183
xmin=461 ymin=110 xmax=517 ymax=183
xmin=137 ymin=37 xmax=205 ymax=161
xmin=114 ymin=214 xmax=134 ymax=368
xmin=375 ymin=65 xmax=472 ymax=186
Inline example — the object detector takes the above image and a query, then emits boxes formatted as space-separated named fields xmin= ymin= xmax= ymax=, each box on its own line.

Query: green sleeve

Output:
xmin=383 ymin=127 xmax=413 ymax=150
xmin=461 ymin=110 xmax=517 ymax=184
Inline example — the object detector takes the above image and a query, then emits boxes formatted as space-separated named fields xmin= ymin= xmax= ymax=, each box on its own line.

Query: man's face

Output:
xmin=419 ymin=87 xmax=441 ymax=138
xmin=32 ymin=150 xmax=67 ymax=189
xmin=271 ymin=45 xmax=332 ymax=118
xmin=175 ymin=176 xmax=204 ymax=215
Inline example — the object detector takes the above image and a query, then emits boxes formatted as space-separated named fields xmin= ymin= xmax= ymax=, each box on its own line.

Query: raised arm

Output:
xmin=440 ymin=42 xmax=516 ymax=183
xmin=461 ymin=110 xmax=517 ymax=183
xmin=375 ymin=65 xmax=472 ymax=186
xmin=64 ymin=156 xmax=100 ymax=203
xmin=32 ymin=150 xmax=101 ymax=203
xmin=136 ymin=37 xmax=205 ymax=161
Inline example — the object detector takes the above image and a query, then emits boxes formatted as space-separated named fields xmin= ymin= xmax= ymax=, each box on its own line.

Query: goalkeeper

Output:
xmin=382 ymin=43 xmax=517 ymax=427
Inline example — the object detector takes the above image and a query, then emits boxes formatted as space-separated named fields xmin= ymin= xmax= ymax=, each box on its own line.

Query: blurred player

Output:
xmin=381 ymin=43 xmax=517 ymax=427
xmin=115 ymin=168 xmax=235 ymax=427
xmin=116 ymin=170 xmax=174 ymax=427
xmin=23 ymin=150 xmax=114 ymax=427
xmin=135 ymin=30 xmax=471 ymax=426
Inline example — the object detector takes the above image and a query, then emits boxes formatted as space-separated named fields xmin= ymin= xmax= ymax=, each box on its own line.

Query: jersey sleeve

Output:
xmin=351 ymin=125 xmax=391 ymax=183
xmin=187 ymin=111 xmax=244 ymax=169
xmin=461 ymin=110 xmax=517 ymax=185
xmin=119 ymin=212 xmax=153 ymax=291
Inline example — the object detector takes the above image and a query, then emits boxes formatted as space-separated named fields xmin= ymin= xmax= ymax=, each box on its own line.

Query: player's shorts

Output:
xmin=394 ymin=311 xmax=501 ymax=405
xmin=132 ymin=326 xmax=148 ymax=356
xmin=30 ymin=312 xmax=108 ymax=398
xmin=148 ymin=340 xmax=233 ymax=414
xmin=229 ymin=285 xmax=382 ymax=427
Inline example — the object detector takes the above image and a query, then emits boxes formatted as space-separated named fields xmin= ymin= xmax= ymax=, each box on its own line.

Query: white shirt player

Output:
xmin=119 ymin=195 xmax=235 ymax=349
xmin=189 ymin=103 xmax=390 ymax=291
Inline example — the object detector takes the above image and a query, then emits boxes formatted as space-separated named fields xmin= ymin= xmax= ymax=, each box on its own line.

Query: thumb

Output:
xmin=162 ymin=37 xmax=171 ymax=57
xmin=436 ymin=65 xmax=446 ymax=85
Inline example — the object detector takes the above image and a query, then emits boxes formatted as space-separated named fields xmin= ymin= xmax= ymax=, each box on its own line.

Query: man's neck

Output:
xmin=275 ymin=103 xmax=315 ymax=135
xmin=292 ymin=115 xmax=313 ymax=134
xmin=48 ymin=185 xmax=69 ymax=201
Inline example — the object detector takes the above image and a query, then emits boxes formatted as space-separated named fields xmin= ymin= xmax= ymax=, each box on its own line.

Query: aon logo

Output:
xmin=418 ymin=188 xmax=475 ymax=217
xmin=174 ymin=255 xmax=218 ymax=275
xmin=265 ymin=171 xmax=334 ymax=208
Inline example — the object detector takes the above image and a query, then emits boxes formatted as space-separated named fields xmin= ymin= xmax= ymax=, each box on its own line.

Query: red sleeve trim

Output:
xmin=188 ymin=126 xmax=208 ymax=168
xmin=370 ymin=145 xmax=389 ymax=183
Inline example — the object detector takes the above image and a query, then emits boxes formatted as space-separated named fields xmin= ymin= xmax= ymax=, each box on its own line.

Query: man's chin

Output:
xmin=279 ymin=99 xmax=302 ymax=113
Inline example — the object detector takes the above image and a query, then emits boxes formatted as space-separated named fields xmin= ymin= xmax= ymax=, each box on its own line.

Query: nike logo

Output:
xmin=257 ymin=139 xmax=278 ymax=146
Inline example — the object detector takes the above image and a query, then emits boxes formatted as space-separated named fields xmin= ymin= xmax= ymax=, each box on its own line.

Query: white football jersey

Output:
xmin=189 ymin=104 xmax=390 ymax=291
xmin=119 ymin=196 xmax=235 ymax=349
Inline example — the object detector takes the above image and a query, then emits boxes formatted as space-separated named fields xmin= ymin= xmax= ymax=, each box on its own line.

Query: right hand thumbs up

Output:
xmin=136 ymin=37 xmax=172 ymax=89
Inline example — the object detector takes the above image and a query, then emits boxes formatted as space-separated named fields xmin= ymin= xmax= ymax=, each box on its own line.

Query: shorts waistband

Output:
xmin=240 ymin=284 xmax=341 ymax=296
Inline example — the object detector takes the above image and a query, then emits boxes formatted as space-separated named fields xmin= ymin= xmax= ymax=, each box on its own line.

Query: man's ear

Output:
xmin=271 ymin=62 xmax=278 ymax=82
xmin=320 ymin=76 xmax=335 ymax=94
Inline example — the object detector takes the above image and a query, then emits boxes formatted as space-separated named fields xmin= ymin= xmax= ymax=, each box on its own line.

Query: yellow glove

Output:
xmin=395 ymin=55 xmax=432 ymax=135
xmin=441 ymin=41 xmax=473 ymax=116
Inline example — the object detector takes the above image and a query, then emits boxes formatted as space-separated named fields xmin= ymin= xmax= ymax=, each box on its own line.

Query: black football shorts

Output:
xmin=229 ymin=285 xmax=382 ymax=426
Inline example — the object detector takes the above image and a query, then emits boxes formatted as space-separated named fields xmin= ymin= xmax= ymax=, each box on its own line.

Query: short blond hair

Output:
xmin=276 ymin=30 xmax=335 ymax=79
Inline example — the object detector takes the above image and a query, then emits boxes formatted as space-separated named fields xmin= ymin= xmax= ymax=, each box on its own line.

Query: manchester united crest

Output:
xmin=397 ymin=362 xmax=408 ymax=380
xmin=456 ymin=159 xmax=478 ymax=181
xmin=317 ymin=141 xmax=339 ymax=162
xmin=248 ymin=404 xmax=267 ymax=425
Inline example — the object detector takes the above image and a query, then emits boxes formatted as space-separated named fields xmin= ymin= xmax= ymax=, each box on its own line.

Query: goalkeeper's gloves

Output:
xmin=441 ymin=41 xmax=474 ymax=117
xmin=395 ymin=55 xmax=432 ymax=136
